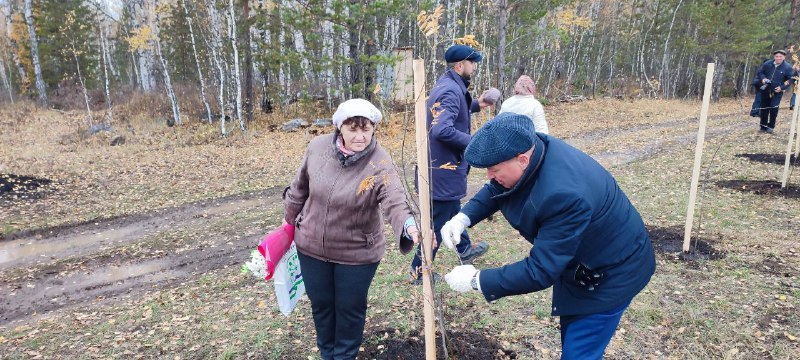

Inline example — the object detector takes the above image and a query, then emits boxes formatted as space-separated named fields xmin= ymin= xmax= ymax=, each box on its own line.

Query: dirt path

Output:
xmin=0 ymin=188 xmax=282 ymax=325
xmin=564 ymin=112 xmax=749 ymax=167
xmin=0 ymin=112 xmax=752 ymax=326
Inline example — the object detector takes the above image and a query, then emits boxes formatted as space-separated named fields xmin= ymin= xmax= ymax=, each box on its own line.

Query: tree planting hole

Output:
xmin=735 ymin=153 xmax=798 ymax=166
xmin=0 ymin=174 xmax=53 ymax=199
xmin=715 ymin=179 xmax=800 ymax=199
xmin=647 ymin=225 xmax=726 ymax=261
xmin=361 ymin=328 xmax=517 ymax=360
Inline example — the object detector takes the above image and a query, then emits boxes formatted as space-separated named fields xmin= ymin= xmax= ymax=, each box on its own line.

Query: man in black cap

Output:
xmin=754 ymin=49 xmax=795 ymax=133
xmin=409 ymin=44 xmax=492 ymax=284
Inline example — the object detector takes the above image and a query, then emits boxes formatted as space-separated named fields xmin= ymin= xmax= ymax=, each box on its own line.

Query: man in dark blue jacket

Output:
xmin=442 ymin=112 xmax=656 ymax=359
xmin=755 ymin=50 xmax=795 ymax=133
xmin=410 ymin=44 xmax=492 ymax=284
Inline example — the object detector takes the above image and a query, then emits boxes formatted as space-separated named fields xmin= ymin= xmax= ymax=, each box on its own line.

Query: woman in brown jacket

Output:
xmin=283 ymin=98 xmax=419 ymax=360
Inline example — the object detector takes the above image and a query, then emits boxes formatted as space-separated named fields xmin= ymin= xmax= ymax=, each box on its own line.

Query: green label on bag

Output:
xmin=287 ymin=249 xmax=304 ymax=301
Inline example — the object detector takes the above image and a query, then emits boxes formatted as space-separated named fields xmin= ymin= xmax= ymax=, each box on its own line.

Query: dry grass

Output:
xmin=1 ymin=96 xmax=798 ymax=359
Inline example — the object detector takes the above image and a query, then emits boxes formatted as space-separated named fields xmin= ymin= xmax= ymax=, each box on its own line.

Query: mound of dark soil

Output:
xmin=0 ymin=173 xmax=53 ymax=200
xmin=715 ymin=179 xmax=800 ymax=199
xmin=361 ymin=328 xmax=517 ymax=360
xmin=735 ymin=153 xmax=797 ymax=165
xmin=647 ymin=225 xmax=726 ymax=261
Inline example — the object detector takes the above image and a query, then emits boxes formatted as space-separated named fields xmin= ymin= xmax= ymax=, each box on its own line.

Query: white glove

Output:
xmin=444 ymin=265 xmax=480 ymax=293
xmin=440 ymin=213 xmax=470 ymax=250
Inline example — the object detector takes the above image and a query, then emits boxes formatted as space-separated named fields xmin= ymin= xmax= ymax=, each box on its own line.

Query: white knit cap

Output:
xmin=332 ymin=98 xmax=383 ymax=128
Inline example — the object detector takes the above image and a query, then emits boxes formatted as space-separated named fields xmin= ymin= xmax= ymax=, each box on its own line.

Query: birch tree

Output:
xmin=0 ymin=55 xmax=13 ymax=103
xmin=3 ymin=2 xmax=26 ymax=90
xmin=227 ymin=0 xmax=243 ymax=131
xmin=63 ymin=11 xmax=93 ymax=126
xmin=128 ymin=0 xmax=157 ymax=92
xmin=182 ymin=0 xmax=212 ymax=122
xmin=24 ymin=0 xmax=46 ymax=105
xmin=96 ymin=8 xmax=113 ymax=124
xmin=153 ymin=2 xmax=181 ymax=126
xmin=205 ymin=0 xmax=227 ymax=134
xmin=242 ymin=0 xmax=254 ymax=122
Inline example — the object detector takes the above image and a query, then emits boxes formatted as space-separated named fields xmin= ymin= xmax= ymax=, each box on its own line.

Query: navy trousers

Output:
xmin=410 ymin=199 xmax=472 ymax=275
xmin=297 ymin=251 xmax=379 ymax=360
xmin=559 ymin=300 xmax=631 ymax=360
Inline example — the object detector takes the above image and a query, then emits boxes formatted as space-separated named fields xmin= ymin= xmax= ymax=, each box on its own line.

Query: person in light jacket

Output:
xmin=499 ymin=75 xmax=549 ymax=134
xmin=283 ymin=98 xmax=419 ymax=360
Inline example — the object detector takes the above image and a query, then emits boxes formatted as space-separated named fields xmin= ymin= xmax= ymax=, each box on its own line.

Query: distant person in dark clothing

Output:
xmin=754 ymin=50 xmax=794 ymax=133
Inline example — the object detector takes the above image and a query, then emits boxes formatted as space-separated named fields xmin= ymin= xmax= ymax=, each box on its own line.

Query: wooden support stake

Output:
xmin=783 ymin=85 xmax=800 ymax=188
xmin=683 ymin=63 xmax=715 ymax=253
xmin=413 ymin=58 xmax=436 ymax=360
xmin=794 ymin=87 xmax=800 ymax=159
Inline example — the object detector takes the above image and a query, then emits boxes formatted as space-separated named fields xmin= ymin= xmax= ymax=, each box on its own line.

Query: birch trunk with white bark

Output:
xmin=227 ymin=0 xmax=244 ymax=131
xmin=24 ymin=0 xmax=47 ymax=105
xmin=183 ymin=0 xmax=212 ymax=122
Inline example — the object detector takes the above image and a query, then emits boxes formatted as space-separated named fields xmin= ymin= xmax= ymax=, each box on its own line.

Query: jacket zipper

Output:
xmin=321 ymin=166 xmax=345 ymax=260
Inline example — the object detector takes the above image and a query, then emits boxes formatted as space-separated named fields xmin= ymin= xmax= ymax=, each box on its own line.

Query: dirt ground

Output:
xmin=1 ymin=97 xmax=798 ymax=359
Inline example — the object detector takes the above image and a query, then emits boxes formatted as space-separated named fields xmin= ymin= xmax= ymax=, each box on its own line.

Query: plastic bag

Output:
xmin=257 ymin=223 xmax=295 ymax=280
xmin=273 ymin=242 xmax=305 ymax=316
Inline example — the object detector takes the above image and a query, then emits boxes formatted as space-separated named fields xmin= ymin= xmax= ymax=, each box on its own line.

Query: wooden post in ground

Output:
xmin=794 ymin=84 xmax=800 ymax=159
xmin=683 ymin=63 xmax=715 ymax=253
xmin=413 ymin=58 xmax=437 ymax=360
xmin=783 ymin=85 xmax=800 ymax=188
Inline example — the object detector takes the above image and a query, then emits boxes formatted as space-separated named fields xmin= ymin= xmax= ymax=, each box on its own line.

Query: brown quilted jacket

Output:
xmin=283 ymin=133 xmax=415 ymax=265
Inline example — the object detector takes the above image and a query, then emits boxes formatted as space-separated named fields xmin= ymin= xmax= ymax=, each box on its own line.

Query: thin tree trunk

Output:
xmin=242 ymin=0 xmax=254 ymax=123
xmin=497 ymin=0 xmax=508 ymax=105
xmin=364 ymin=39 xmax=375 ymax=100
xmin=659 ymin=0 xmax=683 ymax=98
xmin=348 ymin=0 xmax=361 ymax=98
xmin=24 ymin=0 xmax=47 ymax=105
xmin=184 ymin=0 xmax=213 ymax=122
xmin=227 ymin=0 xmax=244 ymax=131
xmin=156 ymin=37 xmax=181 ymax=126
xmin=206 ymin=0 xmax=227 ymax=133
xmin=153 ymin=6 xmax=181 ymax=126
xmin=3 ymin=2 xmax=26 ymax=91
xmin=322 ymin=0 xmax=335 ymax=108
xmin=785 ymin=0 xmax=799 ymax=47
xmin=0 ymin=58 xmax=13 ymax=104
xmin=98 ymin=18 xmax=113 ymax=125
xmin=69 ymin=38 xmax=93 ymax=126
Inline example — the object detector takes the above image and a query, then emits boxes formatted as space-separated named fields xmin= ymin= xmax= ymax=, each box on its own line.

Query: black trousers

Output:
xmin=759 ymin=90 xmax=783 ymax=130
xmin=297 ymin=251 xmax=379 ymax=360
xmin=410 ymin=199 xmax=473 ymax=274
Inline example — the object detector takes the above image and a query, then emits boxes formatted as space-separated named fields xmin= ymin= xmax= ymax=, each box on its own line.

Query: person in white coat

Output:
xmin=499 ymin=75 xmax=549 ymax=134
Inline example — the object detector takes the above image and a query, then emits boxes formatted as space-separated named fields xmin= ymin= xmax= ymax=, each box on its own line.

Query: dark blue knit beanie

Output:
xmin=464 ymin=112 xmax=536 ymax=168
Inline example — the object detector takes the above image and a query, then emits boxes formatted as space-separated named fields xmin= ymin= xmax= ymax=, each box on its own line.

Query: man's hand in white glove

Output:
xmin=444 ymin=265 xmax=480 ymax=293
xmin=440 ymin=213 xmax=470 ymax=250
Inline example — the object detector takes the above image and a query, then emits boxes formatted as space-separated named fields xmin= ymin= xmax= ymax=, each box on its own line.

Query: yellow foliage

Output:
xmin=454 ymin=35 xmax=482 ymax=50
xmin=553 ymin=6 xmax=592 ymax=31
xmin=128 ymin=26 xmax=155 ymax=51
xmin=10 ymin=13 xmax=31 ymax=94
xmin=417 ymin=5 xmax=444 ymax=37
xmin=790 ymin=45 xmax=800 ymax=71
